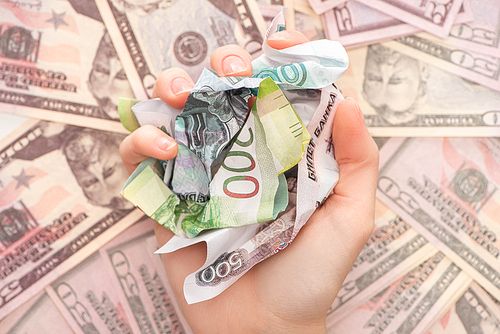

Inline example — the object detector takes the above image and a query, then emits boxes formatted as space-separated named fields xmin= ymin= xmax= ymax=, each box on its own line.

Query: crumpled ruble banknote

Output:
xmin=118 ymin=9 xmax=348 ymax=303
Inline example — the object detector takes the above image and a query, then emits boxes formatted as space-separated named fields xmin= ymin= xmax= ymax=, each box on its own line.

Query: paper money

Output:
xmin=427 ymin=281 xmax=500 ymax=334
xmin=336 ymin=44 xmax=500 ymax=137
xmin=95 ymin=0 xmax=267 ymax=99
xmin=258 ymin=1 xmax=325 ymax=41
xmin=326 ymin=199 xmax=439 ymax=325
xmin=322 ymin=1 xmax=473 ymax=49
xmin=255 ymin=0 xmax=284 ymax=4
xmin=144 ymin=235 xmax=193 ymax=334
xmin=176 ymin=78 xmax=306 ymax=236
xmin=0 ymin=0 xmax=135 ymax=133
xmin=307 ymin=0 xmax=344 ymax=15
xmin=354 ymin=0 xmax=465 ymax=39
xmin=101 ymin=219 xmax=191 ymax=334
xmin=0 ymin=119 xmax=143 ymax=320
xmin=327 ymin=253 xmax=473 ymax=334
xmin=384 ymin=35 xmax=500 ymax=92
xmin=377 ymin=137 xmax=500 ymax=302
xmin=0 ymin=115 xmax=27 ymax=142
xmin=46 ymin=251 xmax=135 ymax=334
xmin=418 ymin=0 xmax=500 ymax=58
xmin=292 ymin=0 xmax=327 ymax=40
xmin=0 ymin=292 xmax=74 ymax=334
xmin=122 ymin=78 xmax=308 ymax=236
xmin=121 ymin=10 xmax=349 ymax=237
xmin=156 ymin=85 xmax=342 ymax=304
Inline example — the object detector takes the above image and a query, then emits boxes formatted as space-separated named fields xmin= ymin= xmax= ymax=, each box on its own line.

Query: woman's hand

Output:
xmin=119 ymin=30 xmax=379 ymax=334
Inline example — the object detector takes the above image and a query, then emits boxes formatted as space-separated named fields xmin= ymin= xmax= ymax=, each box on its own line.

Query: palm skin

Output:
xmin=120 ymin=31 xmax=379 ymax=333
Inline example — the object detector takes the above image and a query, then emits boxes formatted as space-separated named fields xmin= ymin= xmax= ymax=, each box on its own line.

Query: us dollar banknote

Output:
xmin=384 ymin=34 xmax=500 ymax=92
xmin=327 ymin=253 xmax=473 ymax=334
xmin=326 ymin=199 xmax=439 ymax=325
xmin=258 ymin=0 xmax=325 ymax=41
xmin=377 ymin=137 xmax=500 ymax=302
xmin=336 ymin=44 xmax=500 ymax=136
xmin=46 ymin=251 xmax=135 ymax=334
xmin=293 ymin=0 xmax=326 ymax=41
xmin=418 ymin=0 xmax=500 ymax=58
xmin=0 ymin=292 xmax=74 ymax=334
xmin=322 ymin=0 xmax=472 ymax=49
xmin=95 ymin=0 xmax=267 ymax=99
xmin=0 ymin=119 xmax=143 ymax=320
xmin=0 ymin=0 xmax=135 ymax=133
xmin=306 ymin=0 xmax=344 ymax=15
xmin=101 ymin=219 xmax=191 ymax=334
xmin=427 ymin=281 xmax=500 ymax=334
xmin=354 ymin=0 xmax=465 ymax=39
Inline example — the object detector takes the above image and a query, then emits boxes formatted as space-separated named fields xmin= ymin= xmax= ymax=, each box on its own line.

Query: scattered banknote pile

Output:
xmin=0 ymin=0 xmax=499 ymax=333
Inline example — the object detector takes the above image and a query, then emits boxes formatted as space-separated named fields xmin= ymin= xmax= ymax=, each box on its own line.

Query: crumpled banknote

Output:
xmin=118 ymin=9 xmax=348 ymax=303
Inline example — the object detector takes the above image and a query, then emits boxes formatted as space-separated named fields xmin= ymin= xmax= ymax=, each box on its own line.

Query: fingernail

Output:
xmin=157 ymin=136 xmax=176 ymax=151
xmin=222 ymin=55 xmax=248 ymax=75
xmin=268 ymin=30 xmax=292 ymax=42
xmin=171 ymin=77 xmax=193 ymax=96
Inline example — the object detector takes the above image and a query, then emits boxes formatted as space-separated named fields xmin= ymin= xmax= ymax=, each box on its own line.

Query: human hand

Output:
xmin=119 ymin=30 xmax=379 ymax=334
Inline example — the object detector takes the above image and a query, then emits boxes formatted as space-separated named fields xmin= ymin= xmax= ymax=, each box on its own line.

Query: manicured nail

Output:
xmin=222 ymin=55 xmax=248 ymax=75
xmin=171 ymin=77 xmax=193 ymax=96
xmin=157 ymin=136 xmax=176 ymax=151
xmin=268 ymin=30 xmax=292 ymax=42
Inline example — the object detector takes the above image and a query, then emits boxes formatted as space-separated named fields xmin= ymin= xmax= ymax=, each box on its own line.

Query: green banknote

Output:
xmin=121 ymin=78 xmax=308 ymax=237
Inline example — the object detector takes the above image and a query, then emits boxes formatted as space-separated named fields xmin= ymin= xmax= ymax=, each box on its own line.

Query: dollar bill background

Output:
xmin=1 ymin=0 xmax=500 ymax=332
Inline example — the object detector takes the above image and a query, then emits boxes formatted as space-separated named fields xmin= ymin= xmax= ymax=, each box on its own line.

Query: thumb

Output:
xmin=331 ymin=97 xmax=379 ymax=203
xmin=312 ymin=97 xmax=378 ymax=261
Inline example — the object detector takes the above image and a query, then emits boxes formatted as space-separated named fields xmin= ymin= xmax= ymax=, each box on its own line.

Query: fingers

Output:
xmin=133 ymin=30 xmax=311 ymax=173
xmin=151 ymin=30 xmax=310 ymax=111
xmin=152 ymin=68 xmax=195 ymax=110
xmin=210 ymin=45 xmax=253 ymax=77
xmin=267 ymin=30 xmax=309 ymax=50
xmin=119 ymin=125 xmax=178 ymax=174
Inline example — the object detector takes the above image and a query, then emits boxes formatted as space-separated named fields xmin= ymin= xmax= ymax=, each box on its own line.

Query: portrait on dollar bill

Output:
xmin=9 ymin=122 xmax=132 ymax=211
xmin=0 ymin=0 xmax=135 ymax=129
xmin=361 ymin=44 xmax=500 ymax=126
xmin=68 ymin=0 xmax=135 ymax=120
xmin=87 ymin=32 xmax=135 ymax=120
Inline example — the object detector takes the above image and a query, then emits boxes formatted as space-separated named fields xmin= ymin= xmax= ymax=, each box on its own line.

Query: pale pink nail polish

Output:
xmin=222 ymin=55 xmax=248 ymax=75
xmin=171 ymin=77 xmax=193 ymax=96
xmin=157 ymin=136 xmax=176 ymax=150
